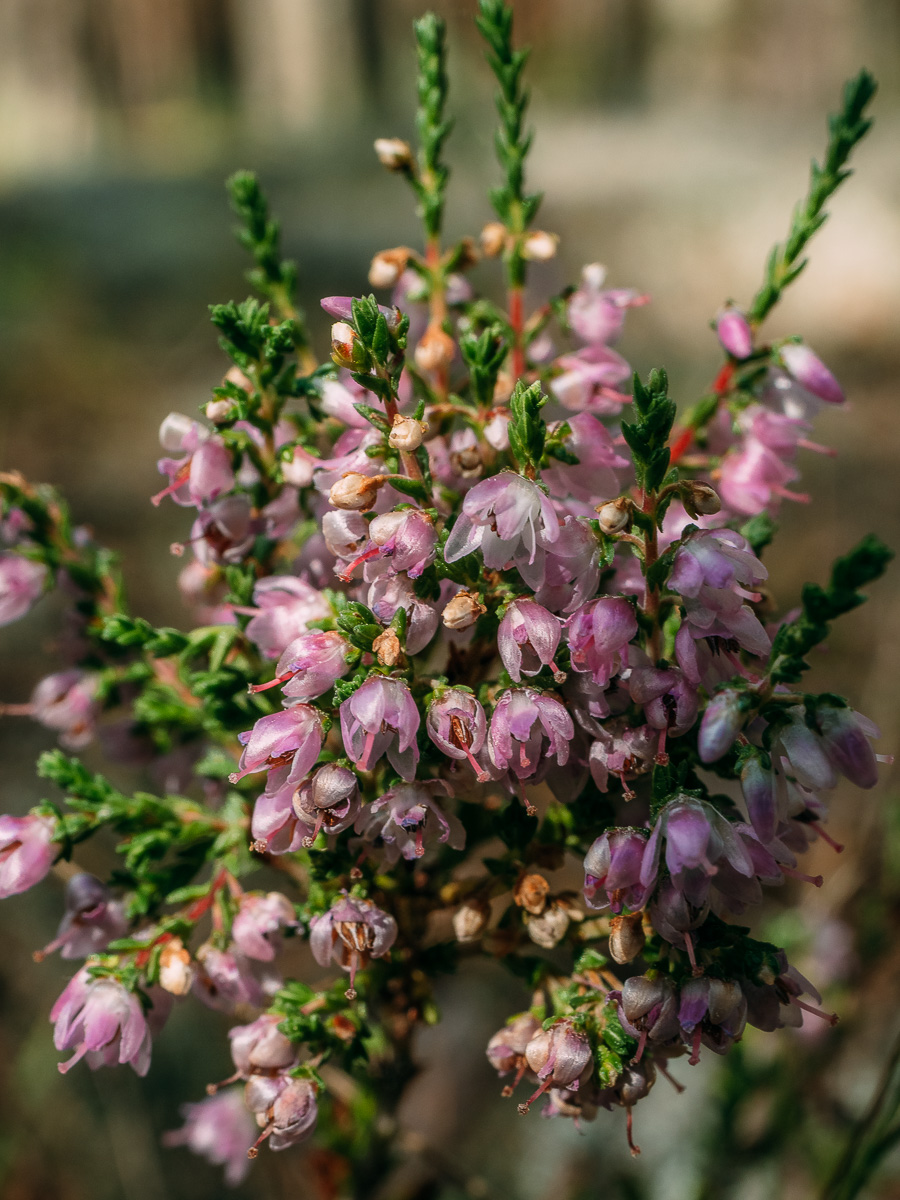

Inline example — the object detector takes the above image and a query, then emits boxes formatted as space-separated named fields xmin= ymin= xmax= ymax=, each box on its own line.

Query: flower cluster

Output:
xmin=0 ymin=3 xmax=888 ymax=1187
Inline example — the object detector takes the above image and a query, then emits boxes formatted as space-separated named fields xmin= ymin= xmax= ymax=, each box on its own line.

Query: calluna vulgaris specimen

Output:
xmin=0 ymin=2 xmax=892 ymax=1190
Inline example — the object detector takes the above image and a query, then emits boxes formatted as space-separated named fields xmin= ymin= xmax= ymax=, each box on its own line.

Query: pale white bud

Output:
xmin=158 ymin=938 xmax=195 ymax=996
xmin=442 ymin=590 xmax=486 ymax=631
xmin=369 ymin=246 xmax=411 ymax=289
xmin=389 ymin=414 xmax=428 ymax=452
xmin=480 ymin=221 xmax=507 ymax=258
xmin=374 ymin=137 xmax=414 ymax=171
xmin=596 ymin=496 xmax=632 ymax=535
xmin=683 ymin=480 xmax=722 ymax=517
xmin=414 ymin=323 xmax=455 ymax=373
xmin=526 ymin=902 xmax=570 ymax=949
xmin=522 ymin=230 xmax=559 ymax=262
xmin=204 ymin=399 xmax=232 ymax=424
xmin=329 ymin=472 xmax=385 ymax=512
xmin=452 ymin=898 xmax=491 ymax=943
xmin=581 ymin=262 xmax=607 ymax=290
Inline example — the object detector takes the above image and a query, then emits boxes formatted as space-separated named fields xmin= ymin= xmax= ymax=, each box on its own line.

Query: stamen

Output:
xmin=206 ymin=1070 xmax=242 ymax=1095
xmin=683 ymin=930 xmax=701 ymax=976
xmin=788 ymin=996 xmax=838 ymax=1026
xmin=517 ymin=1075 xmax=553 ymax=1115
xmin=797 ymin=438 xmax=836 ymax=457
xmin=772 ymin=485 xmax=810 ymax=504
xmin=150 ymin=462 xmax=191 ymax=507
xmin=659 ymin=1061 xmax=685 ymax=1093
xmin=501 ymin=1058 xmax=529 ymax=1098
xmin=689 ymin=1027 xmax=702 ymax=1066
xmin=626 ymin=1106 xmax=641 ymax=1157
xmin=812 ymin=823 xmax=844 ymax=853
xmin=358 ymin=729 xmax=377 ymax=772
xmin=336 ymin=545 xmax=381 ymax=582
xmin=781 ymin=865 xmax=823 ymax=888
xmin=248 ymin=672 xmax=295 ymax=694
xmin=633 ymin=1029 xmax=648 ymax=1064
xmin=247 ymin=1122 xmax=275 ymax=1159
xmin=655 ymin=728 xmax=669 ymax=766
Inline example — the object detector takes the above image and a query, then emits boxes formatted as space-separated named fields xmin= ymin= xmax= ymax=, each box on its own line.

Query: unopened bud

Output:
xmin=159 ymin=938 xmax=194 ymax=996
xmin=414 ymin=323 xmax=455 ymax=373
xmin=389 ymin=414 xmax=428 ymax=452
xmin=369 ymin=247 xmax=411 ymax=289
xmin=480 ymin=221 xmax=508 ymax=258
xmin=373 ymin=628 xmax=404 ymax=668
xmin=596 ymin=496 xmax=632 ymax=535
xmin=526 ymin=901 xmax=570 ymax=949
xmin=449 ymin=236 xmax=479 ymax=271
xmin=716 ymin=307 xmax=754 ymax=360
xmin=205 ymin=399 xmax=232 ymax=424
xmin=452 ymin=897 xmax=491 ymax=943
xmin=522 ymin=230 xmax=559 ymax=262
xmin=331 ymin=321 xmax=361 ymax=369
xmin=451 ymin=444 xmax=483 ymax=478
xmin=329 ymin=472 xmax=385 ymax=512
xmin=442 ymin=590 xmax=486 ymax=631
xmin=608 ymin=912 xmax=646 ymax=964
xmin=374 ymin=137 xmax=414 ymax=171
xmin=514 ymin=873 xmax=550 ymax=916
xmin=682 ymin=480 xmax=721 ymax=517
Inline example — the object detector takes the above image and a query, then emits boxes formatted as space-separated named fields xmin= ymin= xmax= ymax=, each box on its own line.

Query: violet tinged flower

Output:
xmin=626 ymin=651 xmax=699 ymax=745
xmin=246 ymin=1077 xmax=318 ymax=1155
xmin=339 ymin=509 xmax=436 ymax=582
xmin=290 ymin=763 xmax=361 ymax=845
xmin=534 ymin=516 xmax=601 ymax=614
xmin=519 ymin=1020 xmax=592 ymax=1113
xmin=716 ymin=308 xmax=754 ymax=360
xmin=250 ymin=766 xmax=315 ymax=854
xmin=249 ymin=631 xmax=353 ymax=701
xmin=35 ymin=873 xmax=127 ymax=960
xmin=443 ymin=472 xmax=560 ymax=590
xmin=678 ymin=977 xmax=747 ymax=1063
xmin=487 ymin=1013 xmax=543 ymax=1094
xmin=550 ymin=344 xmax=633 ymax=415
xmin=614 ymin=976 xmax=681 ymax=1057
xmin=566 ymin=264 xmax=649 ymax=346
xmin=188 ymin=495 xmax=256 ymax=566
xmin=779 ymin=342 xmax=845 ymax=405
xmin=51 ymin=968 xmax=162 ymax=1076
xmin=193 ymin=944 xmax=280 ymax=1013
xmin=31 ymin=669 xmax=100 ymax=750
xmin=322 ymin=509 xmax=369 ymax=565
xmin=231 ymin=892 xmax=298 ymax=962
xmin=309 ymin=894 xmax=397 ymax=996
xmin=648 ymin=877 xmax=711 ymax=959
xmin=498 ymin=599 xmax=564 ymax=683
xmin=229 ymin=1014 xmax=298 ymax=1077
xmin=583 ymin=828 xmax=649 ymax=913
xmin=260 ymin=488 xmax=300 ymax=540
xmin=487 ymin=688 xmax=574 ymax=791
xmin=641 ymin=797 xmax=755 ymax=912
xmin=152 ymin=414 xmax=234 ymax=508
xmin=541 ymin=414 xmax=629 ymax=504
xmin=668 ymin=529 xmax=770 ymax=657
xmin=740 ymin=755 xmax=780 ymax=843
xmin=425 ymin=687 xmax=489 ymax=780
xmin=339 ymin=676 xmax=420 ymax=780
xmin=367 ymin=572 xmax=439 ymax=655
xmin=812 ymin=704 xmax=882 ymax=789
xmin=230 ymin=705 xmax=324 ymax=785
xmin=588 ymin=722 xmax=657 ymax=798
xmin=0 ymin=554 xmax=46 ymax=626
xmin=741 ymin=953 xmax=835 ymax=1033
xmin=0 ymin=812 xmax=55 ymax=898
xmin=321 ymin=294 xmax=401 ymax=326
xmin=356 ymin=780 xmax=465 ymax=862
xmin=163 ymin=1090 xmax=256 ymax=1186
xmin=241 ymin=575 xmax=331 ymax=660
xmin=566 ymin=597 xmax=637 ymax=686
xmin=698 ymin=689 xmax=749 ymax=763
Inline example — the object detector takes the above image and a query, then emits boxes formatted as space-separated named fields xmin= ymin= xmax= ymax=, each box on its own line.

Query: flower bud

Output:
xmin=525 ymin=901 xmax=570 ymax=949
xmin=369 ymin=247 xmax=411 ymax=289
xmin=373 ymin=628 xmax=404 ymax=668
xmin=480 ymin=221 xmax=507 ymax=258
xmin=388 ymin=414 xmax=428 ymax=452
xmin=522 ymin=230 xmax=559 ymax=261
xmin=328 ymin=472 xmax=385 ymax=512
xmin=204 ymin=399 xmax=233 ymax=424
xmin=309 ymin=763 xmax=359 ymax=810
xmin=374 ymin=137 xmax=414 ymax=171
xmin=682 ymin=480 xmax=721 ymax=517
xmin=414 ymin=322 xmax=455 ymax=373
xmin=716 ymin=307 xmax=753 ymax=360
xmin=452 ymin=897 xmax=490 ymax=943
xmin=451 ymin=444 xmax=482 ymax=478
xmin=698 ymin=689 xmax=746 ymax=763
xmin=514 ymin=873 xmax=550 ymax=916
xmin=740 ymin=754 xmax=778 ymax=843
xmin=523 ymin=1020 xmax=591 ymax=1089
xmin=780 ymin=342 xmax=845 ymax=405
xmin=442 ymin=590 xmax=486 ymax=631
xmin=595 ymin=496 xmax=632 ymax=535
xmin=609 ymin=911 xmax=645 ymax=964
xmin=159 ymin=938 xmax=195 ymax=996
xmin=330 ymin=321 xmax=361 ymax=369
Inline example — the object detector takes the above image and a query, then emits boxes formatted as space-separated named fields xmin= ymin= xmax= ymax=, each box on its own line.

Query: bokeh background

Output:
xmin=1 ymin=2 xmax=900 ymax=1198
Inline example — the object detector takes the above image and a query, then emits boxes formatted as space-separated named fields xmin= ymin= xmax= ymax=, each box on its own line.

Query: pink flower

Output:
xmin=584 ymin=828 xmax=650 ymax=912
xmin=339 ymin=509 xmax=436 ymax=581
xmin=716 ymin=308 xmax=753 ymax=360
xmin=498 ymin=599 xmax=563 ymax=682
xmin=0 ymin=812 xmax=55 ymax=898
xmin=230 ymin=706 xmax=324 ymax=785
xmin=229 ymin=1014 xmax=297 ymax=1076
xmin=425 ymin=687 xmax=489 ymax=779
xmin=309 ymin=894 xmax=397 ymax=994
xmin=36 ymin=873 xmax=127 ymax=959
xmin=567 ymin=264 xmax=648 ymax=346
xmin=250 ymin=766 xmax=315 ymax=854
xmin=566 ymin=597 xmax=637 ymax=686
xmin=668 ymin=529 xmax=770 ymax=658
xmin=340 ymin=676 xmax=420 ymax=780
xmin=534 ymin=517 xmax=602 ymax=614
xmin=541 ymin=413 xmax=629 ymax=504
xmin=31 ymin=670 xmax=100 ymax=749
xmin=290 ymin=763 xmax=361 ymax=844
xmin=356 ymin=780 xmax=465 ymax=861
xmin=549 ymin=345 xmax=632 ymax=415
xmin=487 ymin=688 xmax=574 ymax=781
xmin=780 ymin=342 xmax=845 ymax=405
xmin=249 ymin=631 xmax=352 ymax=701
xmin=0 ymin=554 xmax=46 ymax=626
xmin=51 ymin=968 xmax=164 ymax=1076
xmin=152 ymin=413 xmax=234 ymax=509
xmin=192 ymin=944 xmax=280 ymax=1013
xmin=163 ymin=1090 xmax=256 ymax=1186
xmin=366 ymin=572 xmax=439 ymax=655
xmin=245 ymin=1076 xmax=318 ymax=1153
xmin=188 ymin=496 xmax=256 ymax=566
xmin=231 ymin=892 xmax=298 ymax=962
xmin=242 ymin=576 xmax=331 ymax=660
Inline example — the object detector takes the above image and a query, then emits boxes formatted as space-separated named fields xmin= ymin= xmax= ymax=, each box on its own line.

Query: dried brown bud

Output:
xmin=450 ymin=236 xmax=479 ymax=271
xmin=480 ymin=221 xmax=508 ymax=258
xmin=682 ymin=480 xmax=722 ymax=517
xmin=329 ymin=472 xmax=385 ymax=512
xmin=450 ymin=444 xmax=483 ymax=479
xmin=514 ymin=873 xmax=550 ymax=916
xmin=374 ymin=137 xmax=414 ymax=171
xmin=595 ymin=496 xmax=633 ymax=535
xmin=442 ymin=590 xmax=486 ymax=631
xmin=522 ymin=230 xmax=559 ymax=261
xmin=608 ymin=911 xmax=646 ymax=964
xmin=525 ymin=901 xmax=570 ymax=949
xmin=158 ymin=938 xmax=194 ymax=996
xmin=388 ymin=414 xmax=428 ymax=452
xmin=373 ymin=628 xmax=404 ymax=668
xmin=369 ymin=246 xmax=412 ymax=289
xmin=452 ymin=897 xmax=491 ymax=943
xmin=414 ymin=322 xmax=456 ymax=373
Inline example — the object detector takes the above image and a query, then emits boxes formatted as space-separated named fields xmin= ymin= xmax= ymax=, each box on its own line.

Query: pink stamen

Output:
xmin=248 ymin=671 xmax=295 ymax=694
xmin=660 ymin=1061 xmax=686 ymax=1093
xmin=58 ymin=1042 xmax=90 ymax=1075
xmin=247 ymin=1122 xmax=275 ymax=1159
xmin=797 ymin=438 xmax=836 ymax=457
xmin=517 ymin=1075 xmax=553 ymax=1115
xmin=772 ymin=485 xmax=810 ymax=504
xmin=655 ymin=728 xmax=669 ymax=766
xmin=812 ymin=823 xmax=844 ymax=853
xmin=502 ymin=1057 xmax=529 ymax=1098
xmin=683 ymin=930 xmax=701 ymax=976
xmin=781 ymin=865 xmax=823 ymax=887
xmin=206 ymin=1070 xmax=242 ymax=1095
xmin=337 ymin=545 xmax=381 ymax=582
xmin=633 ymin=1029 xmax=648 ymax=1064
xmin=689 ymin=1027 xmax=702 ymax=1066
xmin=626 ymin=1107 xmax=641 ymax=1157
xmin=150 ymin=463 xmax=191 ymax=508
xmin=415 ymin=826 xmax=425 ymax=858
xmin=789 ymin=996 xmax=838 ymax=1026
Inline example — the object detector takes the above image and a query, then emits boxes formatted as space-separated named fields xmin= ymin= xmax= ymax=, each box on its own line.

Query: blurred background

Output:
xmin=1 ymin=1 xmax=900 ymax=1198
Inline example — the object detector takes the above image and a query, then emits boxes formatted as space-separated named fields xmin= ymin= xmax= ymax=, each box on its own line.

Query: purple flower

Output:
xmin=566 ymin=597 xmax=637 ymax=686
xmin=487 ymin=1013 xmax=543 ymax=1083
xmin=567 ymin=263 xmax=648 ymax=346
xmin=425 ymin=687 xmax=489 ymax=780
xmin=321 ymin=294 xmax=400 ymax=326
xmin=498 ymin=599 xmax=564 ymax=682
xmin=152 ymin=414 xmax=234 ymax=509
xmin=163 ymin=1089 xmax=256 ymax=1186
xmin=519 ymin=1020 xmax=592 ymax=1113
xmin=614 ymin=975 xmax=680 ymax=1054
xmin=541 ymin=414 xmax=629 ymax=503
xmin=231 ymin=892 xmax=298 ymax=962
xmin=241 ymin=576 xmax=331 ymax=660
xmin=339 ymin=509 xmax=436 ymax=582
xmin=716 ymin=308 xmax=753 ymax=360
xmin=290 ymin=763 xmax=361 ymax=844
xmin=587 ymin=722 xmax=657 ymax=797
xmin=812 ymin=704 xmax=881 ymax=789
xmin=583 ymin=828 xmax=649 ymax=912
xmin=678 ymin=977 xmax=747 ymax=1063
xmin=36 ymin=873 xmax=127 ymax=960
xmin=698 ymin=689 xmax=748 ymax=763
xmin=780 ymin=343 xmax=845 ymax=405
xmin=668 ymin=529 xmax=770 ymax=657
xmin=772 ymin=707 xmax=837 ymax=791
xmin=51 ymin=968 xmax=163 ymax=1076
xmin=230 ymin=705 xmax=324 ymax=785
xmin=188 ymin=495 xmax=256 ymax=566
xmin=309 ymin=894 xmax=397 ymax=995
xmin=31 ymin=670 xmax=100 ymax=749
xmin=0 ymin=554 xmax=46 ymax=626
xmin=550 ymin=345 xmax=632 ymax=415
xmin=246 ymin=1076 xmax=318 ymax=1153
xmin=193 ymin=944 xmax=280 ymax=1013
xmin=367 ymin=572 xmax=439 ymax=655
xmin=229 ymin=1014 xmax=298 ymax=1076
xmin=250 ymin=766 xmax=315 ymax=854
xmin=356 ymin=780 xmax=465 ymax=862
xmin=740 ymin=755 xmax=779 ymax=843
xmin=487 ymin=688 xmax=574 ymax=783
xmin=626 ymin=652 xmax=699 ymax=742
xmin=0 ymin=812 xmax=55 ymax=898
xmin=534 ymin=516 xmax=601 ymax=614
xmin=641 ymin=796 xmax=754 ymax=905
xmin=443 ymin=472 xmax=560 ymax=590
xmin=249 ymin=631 xmax=352 ymax=701
xmin=339 ymin=676 xmax=420 ymax=780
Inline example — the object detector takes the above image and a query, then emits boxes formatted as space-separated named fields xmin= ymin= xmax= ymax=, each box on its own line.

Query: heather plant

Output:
xmin=0 ymin=3 xmax=892 ymax=1195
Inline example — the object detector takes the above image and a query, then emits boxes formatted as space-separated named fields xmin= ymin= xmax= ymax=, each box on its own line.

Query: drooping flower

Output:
xmin=487 ymin=688 xmax=574 ymax=787
xmin=163 ymin=1089 xmax=257 ymax=1186
xmin=356 ymin=780 xmax=465 ymax=862
xmin=35 ymin=873 xmax=127 ymax=960
xmin=425 ymin=687 xmax=489 ymax=779
xmin=640 ymin=796 xmax=755 ymax=910
xmin=340 ymin=509 xmax=436 ymax=581
xmin=192 ymin=944 xmax=280 ymax=1013
xmin=290 ymin=763 xmax=361 ymax=844
xmin=339 ymin=676 xmax=420 ymax=780
xmin=0 ymin=812 xmax=56 ymax=898
xmin=31 ymin=670 xmax=100 ymax=749
xmin=231 ymin=892 xmax=298 ymax=962
xmin=188 ymin=495 xmax=256 ymax=566
xmin=566 ymin=597 xmax=637 ymax=687
xmin=230 ymin=706 xmax=324 ymax=785
xmin=309 ymin=894 xmax=397 ymax=996
xmin=152 ymin=413 xmax=234 ymax=509
xmin=367 ymin=572 xmax=439 ymax=655
xmin=498 ymin=599 xmax=564 ymax=682
xmin=519 ymin=1020 xmax=592 ymax=1113
xmin=51 ymin=969 xmax=165 ymax=1076
xmin=0 ymin=554 xmax=46 ymax=626
xmin=779 ymin=342 xmax=845 ymax=405
xmin=246 ymin=1077 xmax=318 ymax=1154
xmin=583 ymin=828 xmax=649 ymax=912
xmin=716 ymin=308 xmax=753 ymax=360
xmin=249 ymin=631 xmax=353 ymax=701
xmin=541 ymin=414 xmax=629 ymax=503
xmin=668 ymin=529 xmax=770 ymax=657
xmin=229 ymin=1014 xmax=298 ymax=1077
xmin=242 ymin=576 xmax=332 ymax=660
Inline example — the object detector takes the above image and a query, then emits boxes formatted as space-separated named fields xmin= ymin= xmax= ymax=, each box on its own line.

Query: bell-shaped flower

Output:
xmin=356 ymin=780 xmax=464 ymax=862
xmin=812 ymin=704 xmax=882 ymax=789
xmin=698 ymin=689 xmax=748 ymax=763
xmin=51 ymin=968 xmax=163 ymax=1076
xmin=231 ymin=892 xmax=298 ymax=962
xmin=770 ymin=707 xmax=837 ymax=792
xmin=340 ymin=676 xmax=420 ymax=780
xmin=550 ymin=344 xmax=632 ymax=415
xmin=425 ymin=687 xmax=489 ymax=780
xmin=250 ymin=766 xmax=315 ymax=854
xmin=0 ymin=812 xmax=56 ymax=898
xmin=487 ymin=1013 xmax=543 ymax=1084
xmin=566 ymin=596 xmax=637 ymax=686
xmin=189 ymin=495 xmax=256 ymax=566
xmin=678 ymin=977 xmax=747 ymax=1063
xmin=36 ymin=873 xmax=127 ymax=960
xmin=779 ymin=342 xmax=845 ymax=405
xmin=241 ymin=575 xmax=331 ymax=660
xmin=641 ymin=796 xmax=755 ymax=907
xmin=152 ymin=413 xmax=234 ymax=509
xmin=566 ymin=264 xmax=648 ymax=346
xmin=519 ymin=1019 xmax=593 ymax=1112
xmin=614 ymin=975 xmax=681 ymax=1054
xmin=309 ymin=893 xmax=397 ymax=995
xmin=163 ymin=1089 xmax=256 ymax=1186
xmin=230 ymin=705 xmax=324 ymax=785
xmin=583 ymin=828 xmax=649 ymax=912
xmin=487 ymin=688 xmax=574 ymax=782
xmin=588 ymin=722 xmax=657 ymax=797
xmin=193 ymin=944 xmax=280 ymax=1013
xmin=367 ymin=572 xmax=438 ymax=655
xmin=498 ymin=599 xmax=563 ymax=682
xmin=31 ymin=669 xmax=100 ymax=750
xmin=541 ymin=414 xmax=629 ymax=504
xmin=290 ymin=762 xmax=361 ymax=844
xmin=533 ymin=516 xmax=601 ymax=614
xmin=0 ymin=554 xmax=46 ymax=626
xmin=668 ymin=529 xmax=770 ymax=658
xmin=340 ymin=509 xmax=436 ymax=582
xmin=247 ymin=1077 xmax=318 ymax=1154
xmin=249 ymin=631 xmax=352 ymax=701
xmin=715 ymin=308 xmax=753 ymax=360
xmin=443 ymin=472 xmax=560 ymax=590
xmin=228 ymin=1014 xmax=298 ymax=1077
